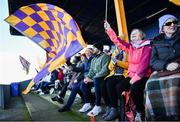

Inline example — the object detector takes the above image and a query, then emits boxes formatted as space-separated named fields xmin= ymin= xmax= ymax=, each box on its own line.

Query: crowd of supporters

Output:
xmin=31 ymin=14 xmax=180 ymax=121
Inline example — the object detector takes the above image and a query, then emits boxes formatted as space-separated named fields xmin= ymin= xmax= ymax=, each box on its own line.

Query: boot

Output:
xmin=58 ymin=105 xmax=71 ymax=112
xmin=102 ymin=106 xmax=111 ymax=118
xmin=104 ymin=107 xmax=118 ymax=121
xmin=51 ymin=96 xmax=64 ymax=104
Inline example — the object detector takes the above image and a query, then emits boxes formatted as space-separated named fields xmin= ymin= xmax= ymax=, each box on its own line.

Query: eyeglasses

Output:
xmin=164 ymin=20 xmax=178 ymax=26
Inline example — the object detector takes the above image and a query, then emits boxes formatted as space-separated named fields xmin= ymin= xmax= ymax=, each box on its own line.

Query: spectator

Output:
xmin=44 ymin=69 xmax=59 ymax=93
xmin=104 ymin=21 xmax=152 ymax=121
xmin=102 ymin=47 xmax=128 ymax=121
xmin=146 ymin=14 xmax=180 ymax=120
xmin=51 ymin=56 xmax=81 ymax=104
xmin=78 ymin=48 xmax=96 ymax=113
xmin=82 ymin=41 xmax=111 ymax=117
xmin=150 ymin=14 xmax=180 ymax=71
xmin=57 ymin=67 xmax=64 ymax=83
xmin=58 ymin=48 xmax=94 ymax=112
xmin=33 ymin=73 xmax=51 ymax=95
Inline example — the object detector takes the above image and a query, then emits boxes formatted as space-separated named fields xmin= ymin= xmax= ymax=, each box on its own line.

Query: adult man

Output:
xmin=79 ymin=41 xmax=111 ymax=116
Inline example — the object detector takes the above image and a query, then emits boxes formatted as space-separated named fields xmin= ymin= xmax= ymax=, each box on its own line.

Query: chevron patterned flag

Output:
xmin=5 ymin=3 xmax=87 ymax=94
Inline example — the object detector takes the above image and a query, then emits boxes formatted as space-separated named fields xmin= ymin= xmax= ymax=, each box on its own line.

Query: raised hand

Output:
xmin=104 ymin=20 xmax=111 ymax=31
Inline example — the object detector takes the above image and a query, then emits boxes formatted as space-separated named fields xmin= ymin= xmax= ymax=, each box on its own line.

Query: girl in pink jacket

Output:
xmin=104 ymin=21 xmax=151 ymax=121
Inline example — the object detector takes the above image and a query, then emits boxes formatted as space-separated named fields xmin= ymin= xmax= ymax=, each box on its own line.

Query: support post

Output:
xmin=114 ymin=0 xmax=129 ymax=42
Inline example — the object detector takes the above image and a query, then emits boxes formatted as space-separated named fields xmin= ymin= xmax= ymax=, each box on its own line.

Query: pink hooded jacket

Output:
xmin=106 ymin=28 xmax=152 ymax=84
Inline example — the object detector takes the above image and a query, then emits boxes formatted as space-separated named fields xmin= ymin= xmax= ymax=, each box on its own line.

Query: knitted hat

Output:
xmin=93 ymin=41 xmax=104 ymax=51
xmin=159 ymin=14 xmax=177 ymax=33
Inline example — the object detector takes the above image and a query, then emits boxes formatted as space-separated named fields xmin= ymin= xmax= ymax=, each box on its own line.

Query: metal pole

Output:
xmin=105 ymin=0 xmax=108 ymax=21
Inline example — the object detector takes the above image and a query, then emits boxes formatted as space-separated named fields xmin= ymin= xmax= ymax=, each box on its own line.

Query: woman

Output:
xmin=102 ymin=47 xmax=128 ymax=121
xmin=150 ymin=14 xmax=180 ymax=71
xmin=146 ymin=14 xmax=180 ymax=120
xmin=104 ymin=21 xmax=152 ymax=121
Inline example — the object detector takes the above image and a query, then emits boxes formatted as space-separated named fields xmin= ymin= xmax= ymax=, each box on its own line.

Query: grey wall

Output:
xmin=0 ymin=85 xmax=10 ymax=109
xmin=0 ymin=79 xmax=31 ymax=109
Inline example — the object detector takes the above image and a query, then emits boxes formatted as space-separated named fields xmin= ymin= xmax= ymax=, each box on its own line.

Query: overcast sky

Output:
xmin=0 ymin=0 xmax=46 ymax=84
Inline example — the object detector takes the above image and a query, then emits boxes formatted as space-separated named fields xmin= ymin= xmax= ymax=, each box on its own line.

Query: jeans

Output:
xmin=80 ymin=81 xmax=94 ymax=103
xmin=66 ymin=81 xmax=83 ymax=108
xmin=93 ymin=77 xmax=106 ymax=106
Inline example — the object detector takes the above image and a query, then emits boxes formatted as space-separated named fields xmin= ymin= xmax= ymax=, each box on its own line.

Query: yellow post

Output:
xmin=114 ymin=0 xmax=129 ymax=42
xmin=169 ymin=0 xmax=180 ymax=6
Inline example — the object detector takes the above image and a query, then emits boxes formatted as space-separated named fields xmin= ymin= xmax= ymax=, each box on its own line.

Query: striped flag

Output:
xmin=5 ymin=3 xmax=87 ymax=94
xmin=19 ymin=55 xmax=31 ymax=74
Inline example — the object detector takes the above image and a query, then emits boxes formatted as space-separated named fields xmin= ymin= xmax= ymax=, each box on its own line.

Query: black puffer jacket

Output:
xmin=150 ymin=28 xmax=180 ymax=71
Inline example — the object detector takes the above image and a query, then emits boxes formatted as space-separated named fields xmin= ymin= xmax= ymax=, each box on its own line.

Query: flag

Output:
xmin=5 ymin=3 xmax=87 ymax=94
xmin=19 ymin=55 xmax=31 ymax=74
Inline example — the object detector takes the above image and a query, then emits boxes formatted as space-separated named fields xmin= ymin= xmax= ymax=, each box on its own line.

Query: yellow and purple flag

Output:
xmin=19 ymin=55 xmax=31 ymax=74
xmin=5 ymin=3 xmax=87 ymax=94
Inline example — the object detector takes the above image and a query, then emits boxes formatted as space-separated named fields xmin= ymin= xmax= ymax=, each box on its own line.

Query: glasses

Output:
xmin=164 ymin=20 xmax=178 ymax=26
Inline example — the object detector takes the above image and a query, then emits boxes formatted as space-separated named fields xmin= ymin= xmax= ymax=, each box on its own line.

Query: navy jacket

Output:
xmin=150 ymin=28 xmax=180 ymax=71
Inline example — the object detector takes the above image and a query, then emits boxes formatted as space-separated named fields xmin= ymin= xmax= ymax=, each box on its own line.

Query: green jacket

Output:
xmin=87 ymin=53 xmax=111 ymax=79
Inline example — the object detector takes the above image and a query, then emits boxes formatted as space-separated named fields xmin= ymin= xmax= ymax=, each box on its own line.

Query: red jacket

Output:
xmin=58 ymin=70 xmax=64 ymax=81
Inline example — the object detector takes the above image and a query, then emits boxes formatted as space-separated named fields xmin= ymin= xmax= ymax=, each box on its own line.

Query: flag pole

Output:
xmin=105 ymin=0 xmax=108 ymax=21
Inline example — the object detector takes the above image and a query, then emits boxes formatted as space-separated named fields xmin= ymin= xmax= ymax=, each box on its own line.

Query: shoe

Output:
xmin=87 ymin=105 xmax=102 ymax=116
xmin=135 ymin=112 xmax=141 ymax=122
xmin=30 ymin=87 xmax=37 ymax=91
xmin=44 ymin=90 xmax=50 ymax=94
xmin=35 ymin=89 xmax=42 ymax=94
xmin=51 ymin=96 xmax=58 ymax=101
xmin=135 ymin=112 xmax=145 ymax=122
xmin=58 ymin=105 xmax=71 ymax=112
xmin=50 ymin=88 xmax=54 ymax=94
xmin=79 ymin=103 xmax=92 ymax=113
xmin=102 ymin=106 xmax=111 ymax=118
xmin=39 ymin=91 xmax=44 ymax=95
xmin=56 ymin=97 xmax=64 ymax=104
xmin=104 ymin=107 xmax=118 ymax=121
xmin=51 ymin=96 xmax=64 ymax=104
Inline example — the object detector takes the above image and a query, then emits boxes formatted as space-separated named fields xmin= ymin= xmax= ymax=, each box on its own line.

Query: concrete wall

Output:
xmin=19 ymin=79 xmax=31 ymax=94
xmin=0 ymin=79 xmax=31 ymax=109
xmin=0 ymin=85 xmax=10 ymax=109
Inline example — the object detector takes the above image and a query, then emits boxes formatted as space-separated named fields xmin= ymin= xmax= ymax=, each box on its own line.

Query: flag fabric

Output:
xmin=19 ymin=55 xmax=31 ymax=74
xmin=5 ymin=3 xmax=87 ymax=94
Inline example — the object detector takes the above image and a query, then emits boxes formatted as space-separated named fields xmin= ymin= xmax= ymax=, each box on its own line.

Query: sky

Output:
xmin=0 ymin=0 xmax=46 ymax=85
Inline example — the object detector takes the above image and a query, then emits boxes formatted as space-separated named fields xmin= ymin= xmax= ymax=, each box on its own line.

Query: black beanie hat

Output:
xmin=93 ymin=41 xmax=104 ymax=52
